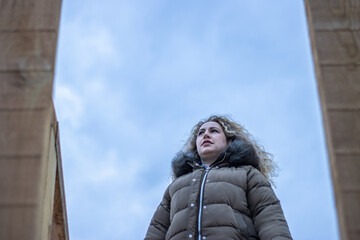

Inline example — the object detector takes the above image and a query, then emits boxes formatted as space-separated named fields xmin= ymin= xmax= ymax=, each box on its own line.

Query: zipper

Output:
xmin=197 ymin=166 xmax=211 ymax=240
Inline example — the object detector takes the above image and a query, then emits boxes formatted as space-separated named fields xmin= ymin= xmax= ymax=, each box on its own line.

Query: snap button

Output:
xmin=192 ymin=178 xmax=196 ymax=182
xmin=202 ymin=236 xmax=206 ymax=239
xmin=203 ymin=205 xmax=207 ymax=209
xmin=189 ymin=234 xmax=193 ymax=238
xmin=190 ymin=203 xmax=195 ymax=207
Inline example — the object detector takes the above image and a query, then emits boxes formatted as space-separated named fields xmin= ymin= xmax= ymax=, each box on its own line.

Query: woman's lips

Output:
xmin=202 ymin=140 xmax=212 ymax=146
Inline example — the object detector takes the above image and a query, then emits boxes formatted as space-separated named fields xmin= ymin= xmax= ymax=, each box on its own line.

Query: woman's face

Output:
xmin=196 ymin=121 xmax=228 ymax=165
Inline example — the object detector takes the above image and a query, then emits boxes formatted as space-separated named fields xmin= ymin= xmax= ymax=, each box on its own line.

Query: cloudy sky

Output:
xmin=54 ymin=1 xmax=339 ymax=239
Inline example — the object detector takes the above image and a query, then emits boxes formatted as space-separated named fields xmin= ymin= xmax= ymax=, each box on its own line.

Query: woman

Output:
xmin=145 ymin=115 xmax=292 ymax=240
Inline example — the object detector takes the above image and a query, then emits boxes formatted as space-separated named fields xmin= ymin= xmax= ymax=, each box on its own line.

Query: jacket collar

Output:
xmin=171 ymin=138 xmax=260 ymax=179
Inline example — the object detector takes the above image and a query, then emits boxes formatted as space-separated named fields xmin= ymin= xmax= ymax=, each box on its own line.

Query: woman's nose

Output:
xmin=203 ymin=131 xmax=210 ymax=138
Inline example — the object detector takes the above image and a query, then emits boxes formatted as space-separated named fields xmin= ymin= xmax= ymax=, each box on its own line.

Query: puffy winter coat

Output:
xmin=145 ymin=139 xmax=292 ymax=240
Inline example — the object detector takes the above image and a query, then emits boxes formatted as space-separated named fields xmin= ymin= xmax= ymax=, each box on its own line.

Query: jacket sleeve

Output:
xmin=144 ymin=186 xmax=171 ymax=240
xmin=247 ymin=167 xmax=292 ymax=240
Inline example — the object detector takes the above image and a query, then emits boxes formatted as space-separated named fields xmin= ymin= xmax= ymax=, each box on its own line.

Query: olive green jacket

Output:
xmin=145 ymin=139 xmax=292 ymax=240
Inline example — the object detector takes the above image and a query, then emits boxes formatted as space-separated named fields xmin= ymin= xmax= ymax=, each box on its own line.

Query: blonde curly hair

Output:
xmin=184 ymin=115 xmax=278 ymax=183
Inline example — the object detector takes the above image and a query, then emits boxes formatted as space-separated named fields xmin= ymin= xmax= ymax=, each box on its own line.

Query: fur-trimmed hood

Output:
xmin=171 ymin=138 xmax=260 ymax=178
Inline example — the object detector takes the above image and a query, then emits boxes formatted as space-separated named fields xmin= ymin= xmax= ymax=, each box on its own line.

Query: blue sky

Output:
xmin=54 ymin=1 xmax=339 ymax=239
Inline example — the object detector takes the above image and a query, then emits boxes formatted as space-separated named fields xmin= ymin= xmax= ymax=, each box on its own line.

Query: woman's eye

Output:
xmin=211 ymin=129 xmax=218 ymax=133
xmin=198 ymin=131 xmax=204 ymax=136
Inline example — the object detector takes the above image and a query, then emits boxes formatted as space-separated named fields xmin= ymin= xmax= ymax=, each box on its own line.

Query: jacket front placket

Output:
xmin=187 ymin=153 xmax=226 ymax=240
xmin=187 ymin=163 xmax=213 ymax=240
xmin=197 ymin=165 xmax=211 ymax=240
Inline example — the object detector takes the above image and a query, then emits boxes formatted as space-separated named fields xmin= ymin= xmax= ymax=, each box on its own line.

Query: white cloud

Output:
xmin=54 ymin=84 xmax=84 ymax=128
xmin=58 ymin=18 xmax=121 ymax=78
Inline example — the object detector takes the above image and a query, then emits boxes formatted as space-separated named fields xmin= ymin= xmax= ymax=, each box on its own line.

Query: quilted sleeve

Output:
xmin=144 ymin=186 xmax=171 ymax=240
xmin=247 ymin=167 xmax=292 ymax=240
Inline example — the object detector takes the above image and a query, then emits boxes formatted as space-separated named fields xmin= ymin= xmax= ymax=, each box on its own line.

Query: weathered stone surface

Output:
xmin=0 ymin=157 xmax=41 ymax=204
xmin=0 ymin=71 xmax=53 ymax=109
xmin=328 ymin=110 xmax=360 ymax=153
xmin=320 ymin=66 xmax=360 ymax=109
xmin=335 ymin=154 xmax=360 ymax=191
xmin=306 ymin=0 xmax=360 ymax=30
xmin=0 ymin=0 xmax=66 ymax=239
xmin=0 ymin=0 xmax=61 ymax=30
xmin=0 ymin=207 xmax=37 ymax=240
xmin=0 ymin=110 xmax=50 ymax=156
xmin=315 ymin=30 xmax=360 ymax=65
xmin=0 ymin=32 xmax=57 ymax=71
xmin=342 ymin=191 xmax=360 ymax=231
